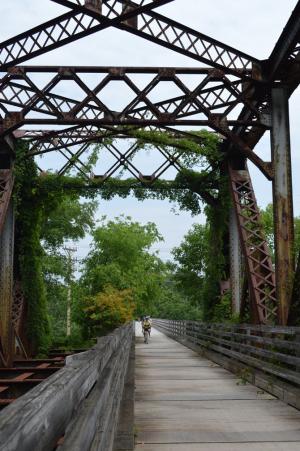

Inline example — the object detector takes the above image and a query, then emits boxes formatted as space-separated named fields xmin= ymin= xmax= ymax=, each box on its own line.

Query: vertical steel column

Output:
xmin=229 ymin=207 xmax=242 ymax=315
xmin=0 ymin=200 xmax=14 ymax=366
xmin=271 ymin=86 xmax=294 ymax=325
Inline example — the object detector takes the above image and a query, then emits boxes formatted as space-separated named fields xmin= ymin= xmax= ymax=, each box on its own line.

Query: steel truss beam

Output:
xmin=0 ymin=67 xmax=261 ymax=127
xmin=0 ymin=170 xmax=14 ymax=366
xmin=231 ymin=2 xmax=300 ymax=151
xmin=0 ymin=0 xmax=174 ymax=70
xmin=0 ymin=0 xmax=258 ymax=79
xmin=229 ymin=165 xmax=276 ymax=324
xmin=23 ymin=125 xmax=185 ymax=182
xmin=0 ymin=170 xmax=13 ymax=234
xmin=0 ymin=66 xmax=271 ymax=176
xmin=266 ymin=1 xmax=300 ymax=82
xmin=0 ymin=0 xmax=298 ymax=343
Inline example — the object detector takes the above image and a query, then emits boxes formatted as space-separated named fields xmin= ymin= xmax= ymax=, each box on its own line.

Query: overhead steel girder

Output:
xmin=58 ymin=139 xmax=184 ymax=182
xmin=0 ymin=65 xmax=272 ymax=177
xmin=0 ymin=0 xmax=259 ymax=79
xmin=52 ymin=0 xmax=260 ymax=78
xmin=265 ymin=1 xmax=300 ymax=82
xmin=71 ymin=1 xmax=259 ymax=78
xmin=0 ymin=0 xmax=174 ymax=71
xmin=18 ymin=125 xmax=189 ymax=182
xmin=230 ymin=1 xmax=300 ymax=152
xmin=18 ymin=123 xmax=212 ymax=158
xmin=0 ymin=66 xmax=260 ymax=124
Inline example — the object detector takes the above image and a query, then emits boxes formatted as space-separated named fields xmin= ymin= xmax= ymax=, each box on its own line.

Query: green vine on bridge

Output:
xmin=13 ymin=128 xmax=232 ymax=353
xmin=14 ymin=142 xmax=52 ymax=355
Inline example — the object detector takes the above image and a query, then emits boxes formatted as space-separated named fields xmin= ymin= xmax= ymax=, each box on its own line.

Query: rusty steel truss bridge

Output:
xmin=0 ymin=0 xmax=300 ymax=366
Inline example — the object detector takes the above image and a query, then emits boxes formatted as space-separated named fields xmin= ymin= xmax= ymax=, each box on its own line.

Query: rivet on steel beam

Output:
xmin=109 ymin=67 xmax=125 ymax=77
xmin=7 ymin=67 xmax=24 ymax=77
xmin=122 ymin=5 xmax=138 ymax=29
xmin=158 ymin=68 xmax=176 ymax=78
xmin=58 ymin=68 xmax=73 ymax=78
xmin=3 ymin=113 xmax=23 ymax=130
xmin=209 ymin=69 xmax=225 ymax=80
xmin=260 ymin=113 xmax=272 ymax=128
xmin=85 ymin=0 xmax=102 ymax=13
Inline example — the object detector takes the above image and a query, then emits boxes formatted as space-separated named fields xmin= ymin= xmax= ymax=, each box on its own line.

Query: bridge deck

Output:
xmin=134 ymin=326 xmax=300 ymax=451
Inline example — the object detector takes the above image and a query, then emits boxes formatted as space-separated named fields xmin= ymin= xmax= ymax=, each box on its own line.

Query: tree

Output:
xmin=83 ymin=286 xmax=135 ymax=336
xmin=260 ymin=203 xmax=300 ymax=260
xmin=41 ymin=195 xmax=98 ymax=344
xmin=79 ymin=216 xmax=165 ymax=335
xmin=41 ymin=194 xmax=97 ymax=249
xmin=170 ymin=199 xmax=230 ymax=322
xmin=260 ymin=204 xmax=300 ymax=325
xmin=171 ymin=223 xmax=208 ymax=305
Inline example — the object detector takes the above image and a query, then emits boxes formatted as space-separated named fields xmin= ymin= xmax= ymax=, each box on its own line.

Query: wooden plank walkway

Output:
xmin=134 ymin=325 xmax=300 ymax=451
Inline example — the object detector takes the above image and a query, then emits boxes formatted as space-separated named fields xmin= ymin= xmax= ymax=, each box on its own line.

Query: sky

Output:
xmin=1 ymin=0 xmax=299 ymax=263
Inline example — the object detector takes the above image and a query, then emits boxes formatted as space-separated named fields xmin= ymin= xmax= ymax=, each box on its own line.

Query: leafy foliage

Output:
xmin=260 ymin=203 xmax=300 ymax=325
xmin=83 ymin=285 xmax=135 ymax=336
xmin=13 ymin=127 xmax=231 ymax=349
xmin=171 ymin=177 xmax=231 ymax=321
xmin=14 ymin=141 xmax=98 ymax=352
xmin=79 ymin=216 xmax=164 ymax=335
xmin=14 ymin=142 xmax=51 ymax=354
xmin=260 ymin=203 xmax=300 ymax=260
xmin=172 ymin=224 xmax=208 ymax=305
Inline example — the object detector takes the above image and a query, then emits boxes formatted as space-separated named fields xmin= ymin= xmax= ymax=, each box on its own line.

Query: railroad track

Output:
xmin=0 ymin=351 xmax=83 ymax=410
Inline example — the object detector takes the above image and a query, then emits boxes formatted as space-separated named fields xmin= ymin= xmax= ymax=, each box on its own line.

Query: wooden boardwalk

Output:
xmin=134 ymin=326 xmax=300 ymax=451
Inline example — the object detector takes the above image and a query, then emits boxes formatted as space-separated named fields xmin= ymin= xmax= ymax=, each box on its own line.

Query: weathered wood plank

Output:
xmin=0 ymin=323 xmax=134 ymax=451
xmin=153 ymin=320 xmax=300 ymax=387
xmin=135 ymin=325 xmax=300 ymax=451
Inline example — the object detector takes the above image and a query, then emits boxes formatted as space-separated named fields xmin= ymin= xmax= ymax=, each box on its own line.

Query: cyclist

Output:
xmin=142 ymin=316 xmax=152 ymax=342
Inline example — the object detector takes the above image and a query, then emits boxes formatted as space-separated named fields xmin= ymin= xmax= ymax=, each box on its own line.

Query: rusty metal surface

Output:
xmin=271 ymin=87 xmax=294 ymax=326
xmin=0 ymin=200 xmax=15 ymax=367
xmin=0 ymin=66 xmax=266 ymax=130
xmin=0 ymin=65 xmax=272 ymax=177
xmin=0 ymin=170 xmax=14 ymax=234
xmin=0 ymin=0 xmax=299 ymax=340
xmin=0 ymin=356 xmax=65 ymax=410
xmin=0 ymin=0 xmax=174 ymax=70
xmin=229 ymin=166 xmax=277 ymax=324
xmin=229 ymin=207 xmax=243 ymax=315
xmin=0 ymin=0 xmax=256 ymax=77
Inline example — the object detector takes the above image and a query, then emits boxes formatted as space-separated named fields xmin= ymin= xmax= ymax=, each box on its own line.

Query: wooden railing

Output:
xmin=0 ymin=323 xmax=135 ymax=451
xmin=153 ymin=320 xmax=300 ymax=388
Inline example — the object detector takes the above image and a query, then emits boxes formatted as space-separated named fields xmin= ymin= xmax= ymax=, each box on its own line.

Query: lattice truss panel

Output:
xmin=0 ymin=67 xmax=262 ymax=129
xmin=18 ymin=125 xmax=189 ymax=180
xmin=229 ymin=167 xmax=276 ymax=324
xmin=0 ymin=66 xmax=271 ymax=176
xmin=0 ymin=0 xmax=257 ymax=76
xmin=0 ymin=0 xmax=176 ymax=70
xmin=12 ymin=281 xmax=25 ymax=332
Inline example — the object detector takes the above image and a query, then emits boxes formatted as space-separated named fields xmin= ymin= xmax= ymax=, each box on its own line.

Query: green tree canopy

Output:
xmin=171 ymin=223 xmax=208 ymax=305
xmin=80 ymin=216 xmax=164 ymax=323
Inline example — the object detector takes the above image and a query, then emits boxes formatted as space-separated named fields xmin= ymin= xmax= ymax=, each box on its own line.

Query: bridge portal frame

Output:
xmin=0 ymin=0 xmax=300 ymax=364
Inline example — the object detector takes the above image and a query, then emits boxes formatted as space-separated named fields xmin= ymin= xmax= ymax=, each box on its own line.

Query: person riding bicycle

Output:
xmin=142 ymin=316 xmax=152 ymax=337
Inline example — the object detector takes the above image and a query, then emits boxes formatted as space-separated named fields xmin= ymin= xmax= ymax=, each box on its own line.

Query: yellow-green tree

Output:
xmin=83 ymin=285 xmax=135 ymax=336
